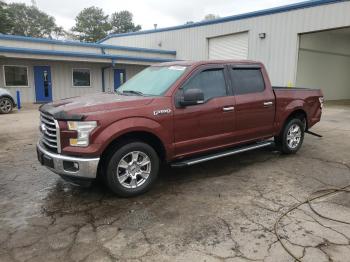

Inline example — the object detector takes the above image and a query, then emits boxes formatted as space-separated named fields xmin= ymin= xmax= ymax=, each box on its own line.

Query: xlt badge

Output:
xmin=153 ymin=109 xmax=171 ymax=116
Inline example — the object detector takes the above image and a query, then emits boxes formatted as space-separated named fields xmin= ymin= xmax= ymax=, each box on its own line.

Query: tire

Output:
xmin=0 ymin=97 xmax=13 ymax=114
xmin=276 ymin=118 xmax=305 ymax=154
xmin=105 ymin=141 xmax=160 ymax=197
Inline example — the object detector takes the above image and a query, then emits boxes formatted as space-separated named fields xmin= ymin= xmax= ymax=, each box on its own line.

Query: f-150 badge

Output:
xmin=153 ymin=109 xmax=171 ymax=116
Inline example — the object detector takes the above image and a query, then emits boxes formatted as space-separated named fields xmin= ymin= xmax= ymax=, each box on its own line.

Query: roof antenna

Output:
xmin=154 ymin=24 xmax=158 ymax=30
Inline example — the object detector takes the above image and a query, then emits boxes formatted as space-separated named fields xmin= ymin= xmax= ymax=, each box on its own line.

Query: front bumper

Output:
xmin=36 ymin=142 xmax=100 ymax=179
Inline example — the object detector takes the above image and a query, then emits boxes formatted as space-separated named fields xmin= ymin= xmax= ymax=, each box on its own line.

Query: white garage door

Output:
xmin=208 ymin=32 xmax=249 ymax=60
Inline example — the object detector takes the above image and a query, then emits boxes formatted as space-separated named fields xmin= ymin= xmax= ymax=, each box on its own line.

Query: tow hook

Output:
xmin=305 ymin=130 xmax=323 ymax=138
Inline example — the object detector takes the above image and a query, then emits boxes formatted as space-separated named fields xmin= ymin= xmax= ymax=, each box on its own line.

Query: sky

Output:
xmin=6 ymin=0 xmax=305 ymax=31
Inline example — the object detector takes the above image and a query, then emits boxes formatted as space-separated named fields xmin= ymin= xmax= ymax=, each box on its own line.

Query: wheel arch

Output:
xmin=281 ymin=109 xmax=308 ymax=135
xmin=0 ymin=95 xmax=16 ymax=107
xmin=97 ymin=130 xmax=167 ymax=179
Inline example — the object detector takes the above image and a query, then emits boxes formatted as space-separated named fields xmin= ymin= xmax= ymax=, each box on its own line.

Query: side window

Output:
xmin=231 ymin=68 xmax=265 ymax=95
xmin=72 ymin=68 xmax=91 ymax=87
xmin=182 ymin=69 xmax=227 ymax=101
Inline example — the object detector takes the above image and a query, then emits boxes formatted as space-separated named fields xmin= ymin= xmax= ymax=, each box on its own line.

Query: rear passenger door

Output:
xmin=229 ymin=65 xmax=275 ymax=142
xmin=173 ymin=65 xmax=236 ymax=158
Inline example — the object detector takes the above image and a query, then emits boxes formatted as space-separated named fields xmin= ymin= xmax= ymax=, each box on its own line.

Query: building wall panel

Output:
xmin=103 ymin=1 xmax=350 ymax=86
xmin=0 ymin=58 xmax=146 ymax=103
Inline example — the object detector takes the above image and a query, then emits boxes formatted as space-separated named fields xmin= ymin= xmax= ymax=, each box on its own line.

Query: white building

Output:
xmin=0 ymin=35 xmax=176 ymax=103
xmin=1 ymin=0 xmax=350 ymax=102
xmin=100 ymin=0 xmax=350 ymax=101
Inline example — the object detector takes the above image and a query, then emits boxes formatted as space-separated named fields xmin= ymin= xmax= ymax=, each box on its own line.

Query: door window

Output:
xmin=230 ymin=68 xmax=265 ymax=95
xmin=182 ymin=68 xmax=227 ymax=101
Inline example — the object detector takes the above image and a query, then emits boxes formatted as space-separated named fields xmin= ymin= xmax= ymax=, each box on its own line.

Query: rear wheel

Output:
xmin=275 ymin=118 xmax=305 ymax=154
xmin=105 ymin=141 xmax=159 ymax=197
xmin=0 ymin=97 xmax=13 ymax=114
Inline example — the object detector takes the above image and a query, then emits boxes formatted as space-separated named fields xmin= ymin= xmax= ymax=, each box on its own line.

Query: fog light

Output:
xmin=63 ymin=161 xmax=79 ymax=172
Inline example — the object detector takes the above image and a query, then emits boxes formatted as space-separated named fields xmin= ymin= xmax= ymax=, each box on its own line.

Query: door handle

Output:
xmin=223 ymin=106 xmax=234 ymax=112
xmin=263 ymin=101 xmax=273 ymax=107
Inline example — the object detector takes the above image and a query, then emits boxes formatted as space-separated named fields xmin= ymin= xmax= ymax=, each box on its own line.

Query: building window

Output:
xmin=72 ymin=68 xmax=91 ymax=87
xmin=4 ymin=66 xmax=29 ymax=87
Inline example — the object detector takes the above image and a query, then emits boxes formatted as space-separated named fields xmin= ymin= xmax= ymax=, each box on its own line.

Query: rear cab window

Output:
xmin=230 ymin=67 xmax=265 ymax=95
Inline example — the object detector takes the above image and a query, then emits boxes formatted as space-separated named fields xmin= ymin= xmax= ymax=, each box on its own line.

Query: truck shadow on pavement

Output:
xmin=40 ymin=146 xmax=280 ymax=217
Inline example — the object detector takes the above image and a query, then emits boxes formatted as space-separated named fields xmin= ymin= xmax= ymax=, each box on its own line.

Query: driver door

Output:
xmin=173 ymin=65 xmax=236 ymax=158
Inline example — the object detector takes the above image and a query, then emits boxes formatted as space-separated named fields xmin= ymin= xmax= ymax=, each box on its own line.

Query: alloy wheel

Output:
xmin=116 ymin=151 xmax=151 ymax=189
xmin=0 ymin=98 xmax=12 ymax=113
xmin=286 ymin=124 xmax=302 ymax=149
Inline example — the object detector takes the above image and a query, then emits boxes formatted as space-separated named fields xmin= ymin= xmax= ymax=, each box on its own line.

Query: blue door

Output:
xmin=34 ymin=66 xmax=52 ymax=102
xmin=114 ymin=69 xmax=126 ymax=90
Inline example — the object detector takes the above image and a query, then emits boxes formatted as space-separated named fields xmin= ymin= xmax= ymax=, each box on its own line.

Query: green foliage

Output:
xmin=3 ymin=3 xmax=63 ymax=38
xmin=71 ymin=8 xmax=141 ymax=42
xmin=0 ymin=2 xmax=141 ymax=42
xmin=71 ymin=6 xmax=111 ymax=42
xmin=0 ymin=1 xmax=13 ymax=34
xmin=110 ymin=11 xmax=141 ymax=34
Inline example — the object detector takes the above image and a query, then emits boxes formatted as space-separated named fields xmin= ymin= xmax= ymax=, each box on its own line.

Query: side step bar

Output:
xmin=171 ymin=141 xmax=274 ymax=168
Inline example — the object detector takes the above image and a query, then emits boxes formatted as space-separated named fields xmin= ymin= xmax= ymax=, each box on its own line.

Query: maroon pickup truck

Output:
xmin=37 ymin=60 xmax=323 ymax=196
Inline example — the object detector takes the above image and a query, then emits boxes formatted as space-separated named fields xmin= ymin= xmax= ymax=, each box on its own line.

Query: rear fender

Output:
xmin=275 ymin=99 xmax=307 ymax=133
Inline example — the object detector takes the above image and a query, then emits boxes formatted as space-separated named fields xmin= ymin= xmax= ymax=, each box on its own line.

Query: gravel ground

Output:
xmin=0 ymin=103 xmax=349 ymax=262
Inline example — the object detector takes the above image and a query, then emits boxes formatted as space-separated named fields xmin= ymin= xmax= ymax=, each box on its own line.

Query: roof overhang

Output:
xmin=0 ymin=34 xmax=176 ymax=55
xmin=0 ymin=36 xmax=176 ymax=65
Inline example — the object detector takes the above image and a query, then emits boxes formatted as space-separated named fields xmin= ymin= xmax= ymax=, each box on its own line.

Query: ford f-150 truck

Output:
xmin=37 ymin=60 xmax=323 ymax=196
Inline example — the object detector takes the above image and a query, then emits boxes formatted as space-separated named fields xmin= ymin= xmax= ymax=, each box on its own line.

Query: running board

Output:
xmin=171 ymin=141 xmax=274 ymax=168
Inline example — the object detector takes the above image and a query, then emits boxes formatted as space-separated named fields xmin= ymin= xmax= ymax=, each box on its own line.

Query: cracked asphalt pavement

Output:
xmin=0 ymin=103 xmax=349 ymax=262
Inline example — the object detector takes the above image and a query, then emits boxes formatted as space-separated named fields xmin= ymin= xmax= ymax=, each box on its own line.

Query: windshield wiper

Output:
xmin=122 ymin=90 xmax=144 ymax=96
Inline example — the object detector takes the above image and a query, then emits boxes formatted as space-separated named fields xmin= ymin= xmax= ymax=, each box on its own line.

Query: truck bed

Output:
xmin=273 ymin=86 xmax=323 ymax=131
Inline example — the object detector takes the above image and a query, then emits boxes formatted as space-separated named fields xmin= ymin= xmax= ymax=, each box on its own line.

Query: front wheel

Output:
xmin=275 ymin=118 xmax=305 ymax=154
xmin=0 ymin=97 xmax=13 ymax=114
xmin=105 ymin=141 xmax=159 ymax=197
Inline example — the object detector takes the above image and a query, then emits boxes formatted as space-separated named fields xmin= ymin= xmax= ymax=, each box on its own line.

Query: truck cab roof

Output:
xmin=155 ymin=60 xmax=262 ymax=67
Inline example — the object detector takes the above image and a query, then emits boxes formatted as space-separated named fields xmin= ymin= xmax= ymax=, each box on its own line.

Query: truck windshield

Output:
xmin=117 ymin=65 xmax=187 ymax=96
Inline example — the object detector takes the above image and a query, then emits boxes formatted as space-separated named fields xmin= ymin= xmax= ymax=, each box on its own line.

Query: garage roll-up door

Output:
xmin=208 ymin=32 xmax=248 ymax=60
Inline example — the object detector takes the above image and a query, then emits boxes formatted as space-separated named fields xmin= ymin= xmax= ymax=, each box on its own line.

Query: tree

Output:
xmin=0 ymin=1 xmax=14 ymax=34
xmin=72 ymin=6 xmax=111 ymax=42
xmin=203 ymin=14 xmax=220 ymax=21
xmin=5 ymin=3 xmax=62 ymax=38
xmin=110 ymin=11 xmax=141 ymax=34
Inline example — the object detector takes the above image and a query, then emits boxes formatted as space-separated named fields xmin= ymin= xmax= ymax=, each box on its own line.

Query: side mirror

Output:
xmin=179 ymin=88 xmax=204 ymax=107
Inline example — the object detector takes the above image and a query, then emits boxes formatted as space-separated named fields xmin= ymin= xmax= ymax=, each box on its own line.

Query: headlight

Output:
xmin=67 ymin=121 xmax=97 ymax=147
xmin=319 ymin=97 xmax=324 ymax=109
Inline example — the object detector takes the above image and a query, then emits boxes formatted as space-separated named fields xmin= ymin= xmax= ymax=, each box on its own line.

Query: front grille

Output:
xmin=40 ymin=112 xmax=61 ymax=153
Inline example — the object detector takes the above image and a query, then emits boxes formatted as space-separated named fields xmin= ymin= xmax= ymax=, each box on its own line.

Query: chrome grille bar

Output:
xmin=40 ymin=116 xmax=56 ymax=126
xmin=39 ymin=112 xmax=61 ymax=153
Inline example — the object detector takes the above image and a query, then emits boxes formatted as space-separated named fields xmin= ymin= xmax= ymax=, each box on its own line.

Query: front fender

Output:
xmin=94 ymin=117 xmax=171 ymax=156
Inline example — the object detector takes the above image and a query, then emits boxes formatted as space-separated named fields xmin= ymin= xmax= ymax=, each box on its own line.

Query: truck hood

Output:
xmin=40 ymin=92 xmax=154 ymax=119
